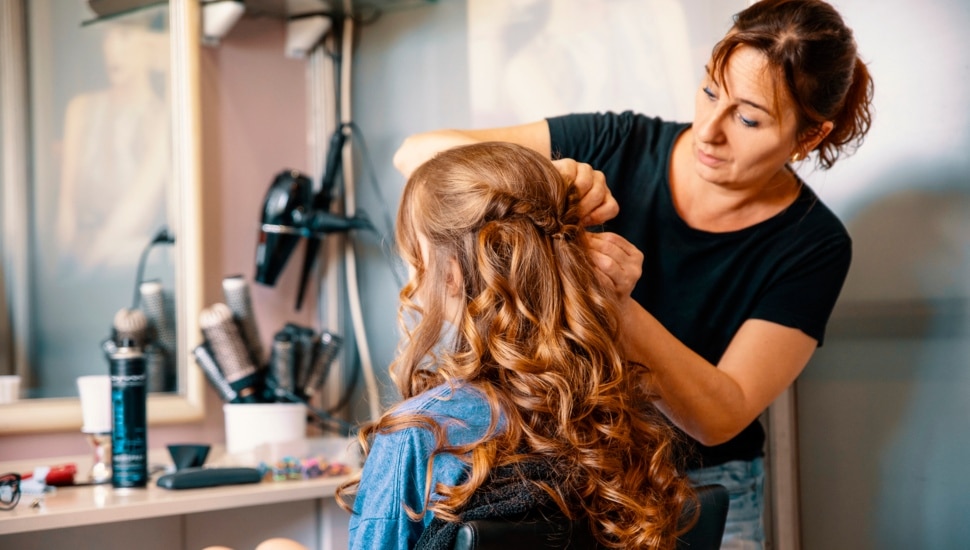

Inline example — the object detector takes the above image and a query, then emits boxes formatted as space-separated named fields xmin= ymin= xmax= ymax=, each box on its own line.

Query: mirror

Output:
xmin=0 ymin=0 xmax=204 ymax=433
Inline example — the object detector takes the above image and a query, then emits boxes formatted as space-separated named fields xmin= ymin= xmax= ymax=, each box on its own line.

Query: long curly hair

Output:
xmin=338 ymin=142 xmax=694 ymax=549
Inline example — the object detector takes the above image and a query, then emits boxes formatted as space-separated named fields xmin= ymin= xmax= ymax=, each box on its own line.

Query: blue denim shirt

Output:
xmin=348 ymin=383 xmax=495 ymax=550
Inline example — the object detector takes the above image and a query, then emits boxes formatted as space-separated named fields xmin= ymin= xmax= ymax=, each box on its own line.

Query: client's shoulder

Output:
xmin=396 ymin=382 xmax=491 ymax=419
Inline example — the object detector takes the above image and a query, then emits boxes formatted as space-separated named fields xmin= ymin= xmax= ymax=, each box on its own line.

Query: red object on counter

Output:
xmin=46 ymin=463 xmax=78 ymax=486
xmin=21 ymin=463 xmax=78 ymax=486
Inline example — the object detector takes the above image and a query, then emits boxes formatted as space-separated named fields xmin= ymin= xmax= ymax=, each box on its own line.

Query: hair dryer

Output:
xmin=254 ymin=157 xmax=371 ymax=309
xmin=255 ymin=170 xmax=312 ymax=290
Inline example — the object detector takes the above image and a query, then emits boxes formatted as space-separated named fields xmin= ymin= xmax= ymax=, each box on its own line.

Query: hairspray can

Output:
xmin=109 ymin=342 xmax=148 ymax=488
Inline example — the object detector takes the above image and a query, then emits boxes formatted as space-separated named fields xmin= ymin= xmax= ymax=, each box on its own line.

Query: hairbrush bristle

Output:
xmin=222 ymin=275 xmax=264 ymax=367
xmin=199 ymin=302 xmax=233 ymax=328
xmin=199 ymin=302 xmax=256 ymax=383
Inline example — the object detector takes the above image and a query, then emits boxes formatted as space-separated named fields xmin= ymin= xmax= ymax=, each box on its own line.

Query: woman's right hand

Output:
xmin=551 ymin=158 xmax=618 ymax=226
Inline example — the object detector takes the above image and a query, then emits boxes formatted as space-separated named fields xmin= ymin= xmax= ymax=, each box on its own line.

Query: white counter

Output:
xmin=0 ymin=446 xmax=353 ymax=549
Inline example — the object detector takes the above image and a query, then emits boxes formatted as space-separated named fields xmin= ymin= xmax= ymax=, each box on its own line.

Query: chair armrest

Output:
xmin=454 ymin=513 xmax=601 ymax=550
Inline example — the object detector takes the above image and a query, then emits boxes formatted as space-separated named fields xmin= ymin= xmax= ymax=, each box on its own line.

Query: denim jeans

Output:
xmin=688 ymin=457 xmax=765 ymax=550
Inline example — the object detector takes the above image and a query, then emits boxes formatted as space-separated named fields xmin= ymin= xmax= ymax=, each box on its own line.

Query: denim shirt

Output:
xmin=348 ymin=383 xmax=496 ymax=550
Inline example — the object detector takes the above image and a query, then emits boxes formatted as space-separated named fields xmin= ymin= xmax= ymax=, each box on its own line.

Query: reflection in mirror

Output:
xmin=36 ymin=3 xmax=173 ymax=399
xmin=4 ymin=2 xmax=174 ymax=399
xmin=0 ymin=0 xmax=204 ymax=432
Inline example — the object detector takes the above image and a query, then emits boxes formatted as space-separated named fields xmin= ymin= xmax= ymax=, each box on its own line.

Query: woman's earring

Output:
xmin=791 ymin=152 xmax=802 ymax=163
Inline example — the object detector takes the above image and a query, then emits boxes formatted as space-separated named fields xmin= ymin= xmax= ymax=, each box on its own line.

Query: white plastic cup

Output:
xmin=223 ymin=403 xmax=307 ymax=456
xmin=0 ymin=375 xmax=20 ymax=403
xmin=77 ymin=375 xmax=112 ymax=434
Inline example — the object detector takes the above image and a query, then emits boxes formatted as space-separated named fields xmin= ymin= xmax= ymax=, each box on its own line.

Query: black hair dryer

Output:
xmin=254 ymin=169 xmax=371 ymax=310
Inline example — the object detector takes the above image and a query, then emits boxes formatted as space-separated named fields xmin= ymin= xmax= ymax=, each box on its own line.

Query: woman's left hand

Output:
xmin=587 ymin=232 xmax=643 ymax=299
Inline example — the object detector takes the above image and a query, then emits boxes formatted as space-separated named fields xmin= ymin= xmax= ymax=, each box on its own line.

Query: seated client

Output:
xmin=336 ymin=142 xmax=695 ymax=549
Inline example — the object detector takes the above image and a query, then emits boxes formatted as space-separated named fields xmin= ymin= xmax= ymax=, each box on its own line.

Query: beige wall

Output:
xmin=3 ymin=17 xmax=312 ymax=462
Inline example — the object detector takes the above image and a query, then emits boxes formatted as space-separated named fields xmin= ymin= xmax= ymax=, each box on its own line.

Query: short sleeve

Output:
xmin=751 ymin=232 xmax=852 ymax=346
xmin=547 ymin=111 xmax=637 ymax=168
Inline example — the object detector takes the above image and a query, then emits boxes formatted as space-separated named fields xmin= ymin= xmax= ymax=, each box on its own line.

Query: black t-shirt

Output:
xmin=548 ymin=111 xmax=852 ymax=468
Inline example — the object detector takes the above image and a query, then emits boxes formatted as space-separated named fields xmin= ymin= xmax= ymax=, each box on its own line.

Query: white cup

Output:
xmin=0 ymin=375 xmax=20 ymax=403
xmin=223 ymin=403 xmax=307 ymax=456
xmin=77 ymin=375 xmax=112 ymax=434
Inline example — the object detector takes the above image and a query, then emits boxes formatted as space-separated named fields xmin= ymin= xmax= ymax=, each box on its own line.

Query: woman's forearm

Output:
xmin=620 ymin=295 xmax=817 ymax=446
xmin=619 ymin=297 xmax=758 ymax=446
xmin=394 ymin=121 xmax=553 ymax=178
xmin=393 ymin=130 xmax=484 ymax=177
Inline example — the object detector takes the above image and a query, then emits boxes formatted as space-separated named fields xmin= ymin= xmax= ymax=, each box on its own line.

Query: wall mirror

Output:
xmin=0 ymin=0 xmax=204 ymax=433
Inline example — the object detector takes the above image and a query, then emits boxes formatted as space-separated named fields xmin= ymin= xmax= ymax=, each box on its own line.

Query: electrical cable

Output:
xmin=131 ymin=226 xmax=175 ymax=310
xmin=298 ymin=7 xmax=390 ymax=423
xmin=326 ymin=332 xmax=361 ymax=415
xmin=339 ymin=11 xmax=383 ymax=422
xmin=345 ymin=122 xmax=407 ymax=288
xmin=308 ymin=20 xmax=344 ymax=420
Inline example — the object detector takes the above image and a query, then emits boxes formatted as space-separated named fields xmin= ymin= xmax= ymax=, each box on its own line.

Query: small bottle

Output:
xmin=109 ymin=340 xmax=148 ymax=488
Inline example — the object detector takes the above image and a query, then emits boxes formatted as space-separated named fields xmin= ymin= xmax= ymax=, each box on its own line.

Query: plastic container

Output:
xmin=223 ymin=402 xmax=307 ymax=456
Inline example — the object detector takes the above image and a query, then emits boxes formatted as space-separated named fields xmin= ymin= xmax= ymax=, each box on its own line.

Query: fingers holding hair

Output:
xmin=551 ymin=158 xmax=618 ymax=226
xmin=587 ymin=232 xmax=643 ymax=300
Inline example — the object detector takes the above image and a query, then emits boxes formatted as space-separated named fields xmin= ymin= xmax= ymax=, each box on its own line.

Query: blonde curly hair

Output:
xmin=338 ymin=142 xmax=695 ymax=549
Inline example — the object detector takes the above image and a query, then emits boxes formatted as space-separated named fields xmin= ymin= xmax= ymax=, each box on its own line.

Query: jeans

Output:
xmin=688 ymin=457 xmax=765 ymax=550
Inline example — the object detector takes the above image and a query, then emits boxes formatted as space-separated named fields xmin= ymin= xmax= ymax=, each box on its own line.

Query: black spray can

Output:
xmin=110 ymin=342 xmax=148 ymax=488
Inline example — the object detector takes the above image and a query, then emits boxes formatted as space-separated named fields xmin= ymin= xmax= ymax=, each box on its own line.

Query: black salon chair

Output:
xmin=452 ymin=483 xmax=729 ymax=550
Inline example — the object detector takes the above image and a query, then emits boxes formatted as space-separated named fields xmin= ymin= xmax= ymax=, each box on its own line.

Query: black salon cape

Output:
xmin=413 ymin=460 xmax=564 ymax=550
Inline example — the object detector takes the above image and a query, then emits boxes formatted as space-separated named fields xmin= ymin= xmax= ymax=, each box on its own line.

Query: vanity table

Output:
xmin=0 ymin=449 xmax=352 ymax=550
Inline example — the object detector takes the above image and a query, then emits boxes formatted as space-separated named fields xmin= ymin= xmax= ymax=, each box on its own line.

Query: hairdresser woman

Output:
xmin=392 ymin=1 xmax=873 ymax=547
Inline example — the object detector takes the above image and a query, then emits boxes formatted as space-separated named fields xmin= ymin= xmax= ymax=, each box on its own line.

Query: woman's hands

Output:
xmin=551 ymin=158 xmax=618 ymax=226
xmin=588 ymin=232 xmax=643 ymax=300
xmin=551 ymin=158 xmax=643 ymax=301
xmin=393 ymin=127 xmax=642 ymax=300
